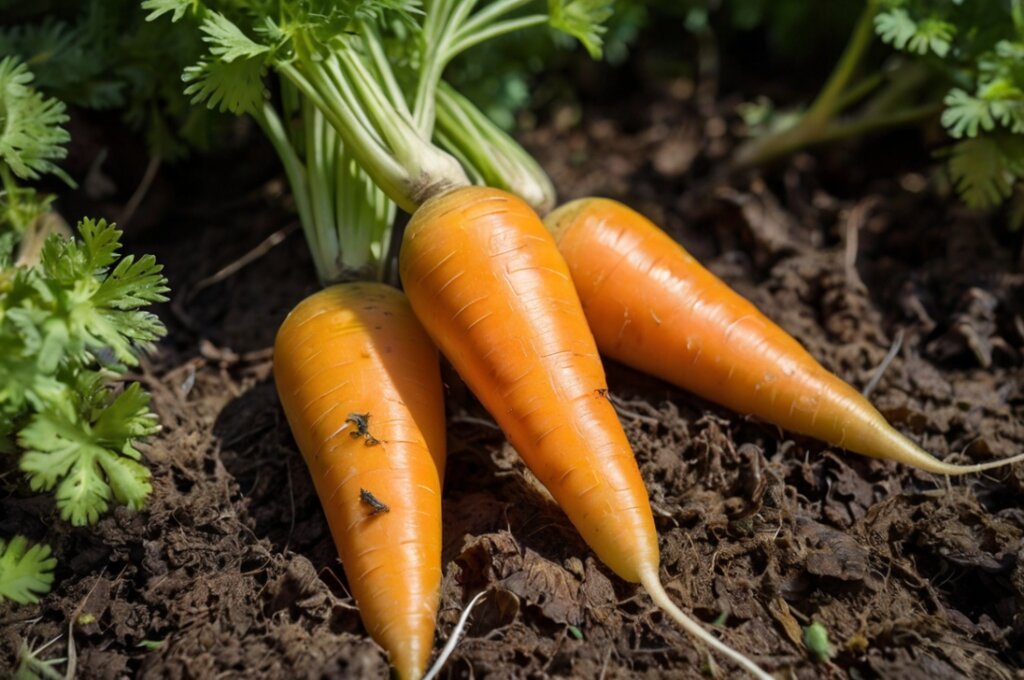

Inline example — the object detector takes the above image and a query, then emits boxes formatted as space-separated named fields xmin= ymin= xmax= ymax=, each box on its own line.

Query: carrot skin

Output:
xmin=402 ymin=188 xmax=773 ymax=679
xmin=545 ymin=198 xmax=1023 ymax=475
xmin=399 ymin=186 xmax=659 ymax=583
xmin=273 ymin=283 xmax=445 ymax=680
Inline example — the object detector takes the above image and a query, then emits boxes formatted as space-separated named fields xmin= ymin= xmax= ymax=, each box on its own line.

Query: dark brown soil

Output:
xmin=3 ymin=78 xmax=1024 ymax=680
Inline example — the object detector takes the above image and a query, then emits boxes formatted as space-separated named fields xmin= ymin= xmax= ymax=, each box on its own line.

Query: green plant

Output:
xmin=0 ymin=0 xmax=223 ymax=159
xmin=0 ymin=536 xmax=56 ymax=604
xmin=732 ymin=0 xmax=1024 ymax=218
xmin=146 ymin=0 xmax=610 ymax=282
xmin=1 ymin=57 xmax=169 ymax=528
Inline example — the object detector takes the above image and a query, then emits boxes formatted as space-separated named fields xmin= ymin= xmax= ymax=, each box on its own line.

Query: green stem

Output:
xmin=814 ymin=102 xmax=940 ymax=144
xmin=281 ymin=61 xmax=447 ymax=213
xmin=859 ymin=60 xmax=933 ymax=118
xmin=435 ymin=82 xmax=555 ymax=213
xmin=448 ymin=15 xmax=548 ymax=58
xmin=306 ymin=100 xmax=341 ymax=278
xmin=803 ymin=0 xmax=882 ymax=129
xmin=734 ymin=101 xmax=940 ymax=169
xmin=254 ymin=104 xmax=319 ymax=271
xmin=456 ymin=0 xmax=534 ymax=40
xmin=361 ymin=24 xmax=412 ymax=117
xmin=831 ymin=72 xmax=885 ymax=113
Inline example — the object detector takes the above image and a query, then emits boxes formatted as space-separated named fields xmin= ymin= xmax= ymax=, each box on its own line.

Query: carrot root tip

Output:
xmin=639 ymin=571 xmax=774 ymax=680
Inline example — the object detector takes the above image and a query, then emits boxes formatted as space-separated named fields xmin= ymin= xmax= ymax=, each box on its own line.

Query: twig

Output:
xmin=862 ymin=328 xmax=904 ymax=398
xmin=117 ymin=156 xmax=162 ymax=229
xmin=607 ymin=393 xmax=661 ymax=426
xmin=187 ymin=222 xmax=299 ymax=301
xmin=843 ymin=198 xmax=876 ymax=291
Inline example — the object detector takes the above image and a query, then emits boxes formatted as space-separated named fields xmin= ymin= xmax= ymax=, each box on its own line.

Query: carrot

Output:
xmin=545 ymin=198 xmax=1024 ymax=475
xmin=273 ymin=283 xmax=446 ymax=680
xmin=400 ymin=185 xmax=772 ymax=679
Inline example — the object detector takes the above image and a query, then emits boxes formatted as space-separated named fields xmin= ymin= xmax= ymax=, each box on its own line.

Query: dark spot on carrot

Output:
xmin=359 ymin=488 xmax=389 ymax=514
xmin=346 ymin=412 xmax=381 ymax=446
xmin=595 ymin=388 xmax=609 ymax=399
xmin=346 ymin=412 xmax=370 ymax=438
xmin=375 ymin=325 xmax=382 ymax=330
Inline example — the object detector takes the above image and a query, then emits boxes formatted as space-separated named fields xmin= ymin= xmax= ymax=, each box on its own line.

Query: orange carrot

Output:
xmin=545 ymin=198 xmax=1024 ymax=475
xmin=400 ymin=186 xmax=772 ymax=678
xmin=273 ymin=283 xmax=446 ymax=680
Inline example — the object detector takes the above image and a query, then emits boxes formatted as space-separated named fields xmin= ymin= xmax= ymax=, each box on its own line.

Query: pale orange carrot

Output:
xmin=545 ymin=198 xmax=1024 ymax=475
xmin=273 ymin=282 xmax=446 ymax=680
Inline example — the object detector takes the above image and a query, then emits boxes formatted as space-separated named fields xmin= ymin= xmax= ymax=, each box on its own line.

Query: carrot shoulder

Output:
xmin=546 ymin=198 xmax=1024 ymax=475
xmin=273 ymin=283 xmax=446 ymax=680
xmin=400 ymin=186 xmax=771 ymax=679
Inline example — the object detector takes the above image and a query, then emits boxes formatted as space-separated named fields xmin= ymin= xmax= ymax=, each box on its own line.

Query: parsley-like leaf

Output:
xmin=942 ymin=88 xmax=996 ymax=138
xmin=0 ymin=57 xmax=71 ymax=183
xmin=184 ymin=57 xmax=267 ymax=115
xmin=874 ymin=8 xmax=918 ymax=51
xmin=141 ymin=0 xmax=201 ymax=23
xmin=947 ymin=135 xmax=1024 ymax=207
xmin=548 ymin=0 xmax=613 ymax=60
xmin=19 ymin=382 xmax=156 ymax=526
xmin=200 ymin=12 xmax=271 ymax=62
xmin=36 ymin=218 xmax=168 ymax=366
xmin=0 ymin=536 xmax=56 ymax=604
xmin=909 ymin=18 xmax=954 ymax=57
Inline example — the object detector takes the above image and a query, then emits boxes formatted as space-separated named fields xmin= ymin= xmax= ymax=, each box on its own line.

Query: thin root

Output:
xmin=639 ymin=572 xmax=773 ymax=680
xmin=422 ymin=591 xmax=488 ymax=680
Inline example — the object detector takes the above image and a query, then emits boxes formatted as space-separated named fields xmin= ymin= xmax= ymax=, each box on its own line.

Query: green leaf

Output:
xmin=142 ymin=0 xmax=200 ymax=23
xmin=947 ymin=136 xmax=1024 ymax=208
xmin=93 ymin=383 xmax=160 ymax=447
xmin=874 ymin=9 xmax=954 ymax=57
xmin=548 ymin=0 xmax=613 ymax=60
xmin=908 ymin=18 xmax=954 ymax=57
xmin=200 ymin=12 xmax=271 ymax=63
xmin=874 ymin=8 xmax=917 ymax=51
xmin=184 ymin=57 xmax=267 ymax=115
xmin=0 ymin=536 xmax=56 ymax=604
xmin=0 ymin=57 xmax=71 ymax=183
xmin=18 ymin=384 xmax=155 ymax=526
xmin=942 ymin=88 xmax=995 ymax=138
xmin=990 ymin=98 xmax=1024 ymax=133
xmin=35 ymin=219 xmax=169 ymax=366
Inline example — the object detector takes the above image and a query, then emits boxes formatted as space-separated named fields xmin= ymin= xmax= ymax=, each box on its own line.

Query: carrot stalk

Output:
xmin=273 ymin=283 xmax=446 ymax=680
xmin=400 ymin=186 xmax=771 ymax=677
xmin=545 ymin=198 xmax=1024 ymax=475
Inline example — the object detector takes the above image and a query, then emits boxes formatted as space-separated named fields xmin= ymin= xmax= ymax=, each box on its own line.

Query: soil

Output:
xmin=3 ymin=75 xmax=1024 ymax=679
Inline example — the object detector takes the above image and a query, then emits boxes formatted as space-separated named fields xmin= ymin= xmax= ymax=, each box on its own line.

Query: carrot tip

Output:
xmin=639 ymin=571 xmax=774 ymax=680
xmin=924 ymin=450 xmax=1024 ymax=476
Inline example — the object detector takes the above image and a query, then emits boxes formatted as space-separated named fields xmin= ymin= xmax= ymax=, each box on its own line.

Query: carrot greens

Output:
xmin=147 ymin=0 xmax=608 ymax=282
